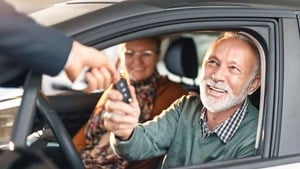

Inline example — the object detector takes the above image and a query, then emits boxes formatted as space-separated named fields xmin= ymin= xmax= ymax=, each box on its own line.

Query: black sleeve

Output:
xmin=0 ymin=1 xmax=72 ymax=76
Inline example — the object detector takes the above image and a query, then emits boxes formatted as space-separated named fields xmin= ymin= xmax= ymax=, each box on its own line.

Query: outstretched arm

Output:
xmin=0 ymin=1 xmax=118 ymax=91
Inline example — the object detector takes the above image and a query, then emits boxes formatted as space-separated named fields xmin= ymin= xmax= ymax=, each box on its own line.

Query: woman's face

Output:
xmin=124 ymin=38 xmax=159 ymax=81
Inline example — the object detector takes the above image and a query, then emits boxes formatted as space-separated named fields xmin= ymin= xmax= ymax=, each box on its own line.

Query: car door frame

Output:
xmin=52 ymin=6 xmax=300 ymax=168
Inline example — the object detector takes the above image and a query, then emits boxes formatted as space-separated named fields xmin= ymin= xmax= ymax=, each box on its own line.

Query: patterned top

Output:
xmin=200 ymin=99 xmax=248 ymax=143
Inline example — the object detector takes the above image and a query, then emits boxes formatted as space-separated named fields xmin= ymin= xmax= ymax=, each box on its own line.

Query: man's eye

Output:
xmin=230 ymin=66 xmax=241 ymax=74
xmin=207 ymin=60 xmax=218 ymax=66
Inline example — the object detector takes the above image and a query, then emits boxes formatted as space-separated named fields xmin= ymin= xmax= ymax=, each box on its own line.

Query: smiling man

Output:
xmin=102 ymin=32 xmax=261 ymax=168
xmin=199 ymin=32 xmax=261 ymax=132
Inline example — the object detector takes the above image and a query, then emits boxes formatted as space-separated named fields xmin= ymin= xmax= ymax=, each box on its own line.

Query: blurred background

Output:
xmin=4 ymin=0 xmax=68 ymax=13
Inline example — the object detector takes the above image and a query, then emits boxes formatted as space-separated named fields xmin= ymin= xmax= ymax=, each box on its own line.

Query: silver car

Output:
xmin=1 ymin=0 xmax=300 ymax=168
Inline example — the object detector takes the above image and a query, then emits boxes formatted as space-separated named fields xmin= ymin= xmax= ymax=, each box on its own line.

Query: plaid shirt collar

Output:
xmin=200 ymin=99 xmax=248 ymax=144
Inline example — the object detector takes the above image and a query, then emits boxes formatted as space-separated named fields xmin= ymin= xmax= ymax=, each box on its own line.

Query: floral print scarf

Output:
xmin=131 ymin=71 xmax=160 ymax=122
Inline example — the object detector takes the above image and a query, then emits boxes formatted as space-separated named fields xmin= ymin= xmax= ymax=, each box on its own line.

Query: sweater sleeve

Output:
xmin=0 ymin=1 xmax=72 ymax=76
xmin=111 ymin=96 xmax=187 ymax=161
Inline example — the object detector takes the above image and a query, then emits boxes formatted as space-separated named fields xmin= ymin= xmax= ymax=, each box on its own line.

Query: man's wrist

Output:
xmin=115 ymin=129 xmax=134 ymax=141
xmin=64 ymin=41 xmax=84 ymax=81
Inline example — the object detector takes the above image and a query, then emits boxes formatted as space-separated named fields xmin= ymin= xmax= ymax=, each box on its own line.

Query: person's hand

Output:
xmin=102 ymin=85 xmax=140 ymax=140
xmin=64 ymin=41 xmax=119 ymax=92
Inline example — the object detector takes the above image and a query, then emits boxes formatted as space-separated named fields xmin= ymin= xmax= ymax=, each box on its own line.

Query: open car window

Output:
xmin=39 ymin=29 xmax=266 ymax=169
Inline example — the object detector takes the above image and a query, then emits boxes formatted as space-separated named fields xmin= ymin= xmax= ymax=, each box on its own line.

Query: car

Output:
xmin=1 ymin=0 xmax=300 ymax=168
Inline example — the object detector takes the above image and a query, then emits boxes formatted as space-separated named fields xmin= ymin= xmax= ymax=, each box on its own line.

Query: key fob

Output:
xmin=113 ymin=78 xmax=132 ymax=103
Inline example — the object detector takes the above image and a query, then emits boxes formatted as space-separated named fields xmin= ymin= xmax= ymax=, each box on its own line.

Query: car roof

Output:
xmin=29 ymin=0 xmax=125 ymax=27
xmin=128 ymin=0 xmax=300 ymax=10
xmin=30 ymin=0 xmax=300 ymax=37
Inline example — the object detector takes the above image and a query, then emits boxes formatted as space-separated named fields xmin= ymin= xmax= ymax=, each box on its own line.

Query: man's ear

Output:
xmin=248 ymin=75 xmax=261 ymax=95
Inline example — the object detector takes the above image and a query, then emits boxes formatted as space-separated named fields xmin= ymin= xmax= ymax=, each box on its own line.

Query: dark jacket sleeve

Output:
xmin=0 ymin=1 xmax=72 ymax=76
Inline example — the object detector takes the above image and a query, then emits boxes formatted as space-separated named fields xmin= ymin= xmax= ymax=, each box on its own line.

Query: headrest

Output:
xmin=164 ymin=37 xmax=198 ymax=79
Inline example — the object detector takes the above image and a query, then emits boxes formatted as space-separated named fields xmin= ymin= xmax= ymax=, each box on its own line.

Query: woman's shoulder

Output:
xmin=158 ymin=76 xmax=187 ymax=90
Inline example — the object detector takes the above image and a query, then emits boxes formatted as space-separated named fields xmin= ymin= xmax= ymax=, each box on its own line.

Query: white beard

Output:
xmin=199 ymin=78 xmax=250 ymax=113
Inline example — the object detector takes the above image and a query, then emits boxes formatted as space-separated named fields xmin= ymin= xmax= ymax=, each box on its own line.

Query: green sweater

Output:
xmin=112 ymin=95 xmax=258 ymax=168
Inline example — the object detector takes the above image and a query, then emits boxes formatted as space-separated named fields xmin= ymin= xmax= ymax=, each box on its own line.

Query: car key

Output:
xmin=113 ymin=72 xmax=132 ymax=103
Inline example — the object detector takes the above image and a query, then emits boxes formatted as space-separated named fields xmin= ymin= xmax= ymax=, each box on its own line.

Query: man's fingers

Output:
xmin=84 ymin=71 xmax=102 ymax=92
xmin=101 ymin=85 xmax=140 ymax=140
xmin=91 ymin=69 xmax=105 ymax=89
xmin=102 ymin=111 xmax=138 ymax=138
xmin=99 ymin=67 xmax=112 ymax=88
xmin=88 ymin=48 xmax=119 ymax=82
xmin=98 ymin=52 xmax=119 ymax=82
xmin=84 ymin=67 xmax=114 ymax=92
xmin=84 ymin=72 xmax=97 ymax=92
xmin=102 ymin=111 xmax=138 ymax=124
xmin=103 ymin=60 xmax=119 ymax=82
xmin=105 ymin=98 xmax=138 ymax=118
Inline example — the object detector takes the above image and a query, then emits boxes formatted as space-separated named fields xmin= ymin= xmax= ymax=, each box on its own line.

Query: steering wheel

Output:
xmin=10 ymin=71 xmax=85 ymax=169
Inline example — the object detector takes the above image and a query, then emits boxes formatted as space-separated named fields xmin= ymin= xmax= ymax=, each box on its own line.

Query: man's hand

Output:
xmin=102 ymin=85 xmax=140 ymax=140
xmin=64 ymin=41 xmax=119 ymax=92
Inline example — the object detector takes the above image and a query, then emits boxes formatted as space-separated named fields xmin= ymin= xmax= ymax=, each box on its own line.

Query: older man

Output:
xmin=102 ymin=32 xmax=261 ymax=168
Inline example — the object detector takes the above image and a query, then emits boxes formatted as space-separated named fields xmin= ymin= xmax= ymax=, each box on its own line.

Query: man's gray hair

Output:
xmin=217 ymin=31 xmax=261 ymax=77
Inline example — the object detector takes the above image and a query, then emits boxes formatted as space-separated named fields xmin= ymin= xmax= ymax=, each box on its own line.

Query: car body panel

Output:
xmin=280 ymin=18 xmax=300 ymax=156
xmin=2 ymin=0 xmax=300 ymax=168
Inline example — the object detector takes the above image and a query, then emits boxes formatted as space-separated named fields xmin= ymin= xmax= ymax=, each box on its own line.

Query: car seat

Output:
xmin=164 ymin=37 xmax=199 ymax=92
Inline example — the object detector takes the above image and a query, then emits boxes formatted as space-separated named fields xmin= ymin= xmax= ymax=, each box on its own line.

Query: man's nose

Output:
xmin=211 ymin=68 xmax=225 ymax=81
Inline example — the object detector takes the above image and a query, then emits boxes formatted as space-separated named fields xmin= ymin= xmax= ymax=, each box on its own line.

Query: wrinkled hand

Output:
xmin=65 ymin=41 xmax=119 ymax=92
xmin=102 ymin=85 xmax=140 ymax=140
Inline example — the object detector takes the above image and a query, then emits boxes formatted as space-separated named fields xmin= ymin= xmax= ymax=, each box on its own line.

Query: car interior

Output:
xmin=164 ymin=36 xmax=199 ymax=92
xmin=0 ymin=30 xmax=264 ymax=169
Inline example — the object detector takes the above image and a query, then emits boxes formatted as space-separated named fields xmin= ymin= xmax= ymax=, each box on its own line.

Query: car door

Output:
xmin=32 ymin=2 xmax=300 ymax=168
